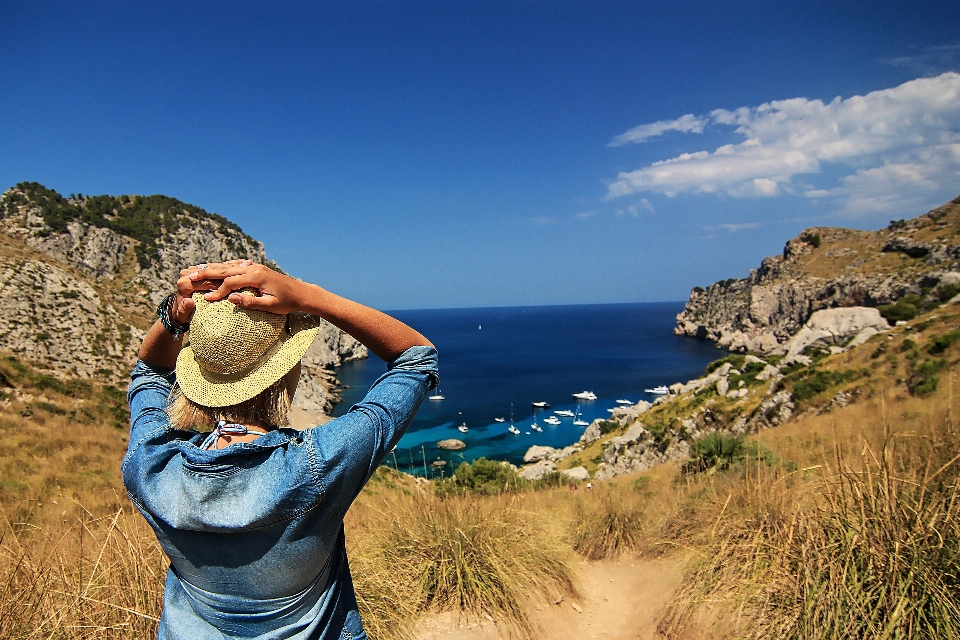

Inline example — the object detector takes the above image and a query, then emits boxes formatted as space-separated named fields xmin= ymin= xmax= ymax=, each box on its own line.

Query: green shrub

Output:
xmin=800 ymin=232 xmax=821 ymax=248
xmin=705 ymin=354 xmax=746 ymax=375
xmin=792 ymin=369 xmax=864 ymax=404
xmin=928 ymin=329 xmax=960 ymax=355
xmin=437 ymin=457 xmax=523 ymax=496
xmin=936 ymin=283 xmax=960 ymax=302
xmin=909 ymin=359 xmax=946 ymax=397
xmin=597 ymin=419 xmax=620 ymax=435
xmin=878 ymin=300 xmax=918 ymax=322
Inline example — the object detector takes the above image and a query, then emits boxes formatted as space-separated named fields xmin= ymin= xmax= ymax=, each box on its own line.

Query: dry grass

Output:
xmin=571 ymin=483 xmax=648 ymax=560
xmin=657 ymin=383 xmax=960 ymax=640
xmin=348 ymin=489 xmax=579 ymax=638
xmin=0 ymin=500 xmax=166 ymax=638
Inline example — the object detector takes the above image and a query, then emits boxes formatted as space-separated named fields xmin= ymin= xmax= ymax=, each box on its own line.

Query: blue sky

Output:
xmin=2 ymin=1 xmax=959 ymax=309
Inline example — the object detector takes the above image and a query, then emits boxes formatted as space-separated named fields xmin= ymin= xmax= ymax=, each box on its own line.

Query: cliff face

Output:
xmin=675 ymin=195 xmax=960 ymax=353
xmin=0 ymin=182 xmax=366 ymax=414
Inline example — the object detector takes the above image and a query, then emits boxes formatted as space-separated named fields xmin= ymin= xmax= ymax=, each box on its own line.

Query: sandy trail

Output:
xmin=416 ymin=556 xmax=685 ymax=640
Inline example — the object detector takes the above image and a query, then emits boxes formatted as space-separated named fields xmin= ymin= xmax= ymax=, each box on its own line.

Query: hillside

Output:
xmin=0 ymin=182 xmax=366 ymax=414
xmin=675 ymin=195 xmax=960 ymax=353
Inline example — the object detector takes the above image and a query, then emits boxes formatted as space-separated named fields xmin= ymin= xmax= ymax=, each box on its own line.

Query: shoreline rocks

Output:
xmin=437 ymin=439 xmax=466 ymax=451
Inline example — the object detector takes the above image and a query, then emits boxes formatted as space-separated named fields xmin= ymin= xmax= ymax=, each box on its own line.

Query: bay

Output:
xmin=331 ymin=302 xmax=720 ymax=475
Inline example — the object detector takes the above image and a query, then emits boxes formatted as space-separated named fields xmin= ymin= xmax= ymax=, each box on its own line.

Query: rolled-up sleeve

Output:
xmin=125 ymin=361 xmax=176 ymax=463
xmin=307 ymin=345 xmax=438 ymax=514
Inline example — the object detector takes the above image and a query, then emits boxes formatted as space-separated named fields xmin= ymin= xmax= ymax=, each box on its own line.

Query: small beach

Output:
xmin=332 ymin=302 xmax=720 ymax=473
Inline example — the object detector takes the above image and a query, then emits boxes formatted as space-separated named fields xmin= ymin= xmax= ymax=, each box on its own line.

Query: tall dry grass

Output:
xmin=348 ymin=489 xmax=579 ymax=639
xmin=0 ymin=500 xmax=165 ymax=638
xmin=658 ymin=388 xmax=960 ymax=639
xmin=571 ymin=483 xmax=648 ymax=560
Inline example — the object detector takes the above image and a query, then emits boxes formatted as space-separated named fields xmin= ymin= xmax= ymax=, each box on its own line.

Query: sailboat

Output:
xmin=457 ymin=422 xmax=468 ymax=433
xmin=507 ymin=404 xmax=520 ymax=434
xmin=428 ymin=387 xmax=445 ymax=401
xmin=530 ymin=408 xmax=542 ymax=432
xmin=573 ymin=407 xmax=589 ymax=427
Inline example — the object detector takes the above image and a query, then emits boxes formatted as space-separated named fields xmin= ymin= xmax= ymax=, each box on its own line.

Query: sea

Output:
xmin=330 ymin=302 xmax=721 ymax=476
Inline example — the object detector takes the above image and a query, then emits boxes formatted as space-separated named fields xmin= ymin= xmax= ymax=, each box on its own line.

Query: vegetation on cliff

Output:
xmin=0 ymin=182 xmax=255 ymax=268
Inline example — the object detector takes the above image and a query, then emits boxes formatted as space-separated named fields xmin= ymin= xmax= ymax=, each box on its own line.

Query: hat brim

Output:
xmin=176 ymin=313 xmax=322 ymax=408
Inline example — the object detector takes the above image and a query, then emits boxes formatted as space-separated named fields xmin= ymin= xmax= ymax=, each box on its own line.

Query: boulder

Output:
xmin=716 ymin=377 xmax=729 ymax=396
xmin=610 ymin=422 xmax=645 ymax=446
xmin=756 ymin=364 xmax=780 ymax=381
xmin=939 ymin=272 xmax=960 ymax=286
xmin=579 ymin=421 xmax=603 ymax=444
xmin=519 ymin=460 xmax=555 ymax=481
xmin=523 ymin=445 xmax=557 ymax=464
xmin=437 ymin=439 xmax=466 ymax=451
xmin=744 ymin=355 xmax=766 ymax=365
xmin=783 ymin=307 xmax=888 ymax=358
xmin=562 ymin=466 xmax=590 ymax=481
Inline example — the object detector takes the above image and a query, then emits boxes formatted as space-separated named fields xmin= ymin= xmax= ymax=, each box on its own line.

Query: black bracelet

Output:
xmin=157 ymin=293 xmax=190 ymax=339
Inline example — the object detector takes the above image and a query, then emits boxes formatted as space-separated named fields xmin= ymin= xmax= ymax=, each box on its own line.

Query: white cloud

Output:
xmin=575 ymin=210 xmax=596 ymax=220
xmin=718 ymin=222 xmax=761 ymax=232
xmin=607 ymin=73 xmax=960 ymax=214
xmin=609 ymin=114 xmax=707 ymax=146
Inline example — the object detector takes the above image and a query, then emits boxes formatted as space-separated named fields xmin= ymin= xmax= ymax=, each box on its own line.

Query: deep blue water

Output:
xmin=331 ymin=302 xmax=720 ymax=475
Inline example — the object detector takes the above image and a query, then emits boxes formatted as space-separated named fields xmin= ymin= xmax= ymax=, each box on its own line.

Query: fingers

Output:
xmin=227 ymin=290 xmax=278 ymax=312
xmin=179 ymin=259 xmax=252 ymax=276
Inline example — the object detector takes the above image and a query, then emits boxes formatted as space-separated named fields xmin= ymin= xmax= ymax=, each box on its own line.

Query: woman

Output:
xmin=124 ymin=260 xmax=437 ymax=639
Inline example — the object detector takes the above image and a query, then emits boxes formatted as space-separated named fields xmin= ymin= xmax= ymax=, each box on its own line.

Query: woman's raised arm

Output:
xmin=184 ymin=263 xmax=433 ymax=363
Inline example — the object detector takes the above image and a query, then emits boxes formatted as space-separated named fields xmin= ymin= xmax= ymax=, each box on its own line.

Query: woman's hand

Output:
xmin=184 ymin=262 xmax=308 ymax=315
xmin=172 ymin=259 xmax=252 ymax=323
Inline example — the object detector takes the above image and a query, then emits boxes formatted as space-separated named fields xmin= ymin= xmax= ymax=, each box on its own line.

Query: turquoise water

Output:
xmin=331 ymin=302 xmax=720 ymax=475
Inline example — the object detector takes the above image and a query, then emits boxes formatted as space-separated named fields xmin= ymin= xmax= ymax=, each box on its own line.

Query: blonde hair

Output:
xmin=167 ymin=376 xmax=292 ymax=432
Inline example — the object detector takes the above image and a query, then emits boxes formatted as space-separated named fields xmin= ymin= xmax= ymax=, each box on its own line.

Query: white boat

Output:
xmin=572 ymin=391 xmax=597 ymax=400
xmin=508 ymin=425 xmax=520 ymax=435
xmin=554 ymin=409 xmax=575 ymax=417
xmin=494 ymin=417 xmax=505 ymax=423
xmin=531 ymin=423 xmax=542 ymax=432
xmin=543 ymin=416 xmax=561 ymax=425
xmin=644 ymin=385 xmax=669 ymax=395
xmin=532 ymin=401 xmax=550 ymax=409
xmin=607 ymin=408 xmax=616 ymax=413
xmin=428 ymin=388 xmax=445 ymax=401
xmin=457 ymin=422 xmax=468 ymax=433
xmin=616 ymin=399 xmax=632 ymax=405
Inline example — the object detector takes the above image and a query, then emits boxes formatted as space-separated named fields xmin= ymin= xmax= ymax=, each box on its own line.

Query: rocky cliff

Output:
xmin=675 ymin=195 xmax=960 ymax=353
xmin=0 ymin=182 xmax=366 ymax=414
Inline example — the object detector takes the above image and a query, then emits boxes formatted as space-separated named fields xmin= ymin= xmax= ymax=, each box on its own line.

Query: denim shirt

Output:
xmin=123 ymin=345 xmax=438 ymax=640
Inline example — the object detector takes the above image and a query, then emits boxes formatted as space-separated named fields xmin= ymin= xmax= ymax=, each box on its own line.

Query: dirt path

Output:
xmin=416 ymin=555 xmax=686 ymax=640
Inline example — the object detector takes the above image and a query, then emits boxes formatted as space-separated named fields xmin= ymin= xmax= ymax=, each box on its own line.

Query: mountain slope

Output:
xmin=0 ymin=182 xmax=366 ymax=413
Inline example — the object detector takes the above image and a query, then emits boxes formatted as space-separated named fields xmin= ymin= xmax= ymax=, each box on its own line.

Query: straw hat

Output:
xmin=175 ymin=292 xmax=322 ymax=407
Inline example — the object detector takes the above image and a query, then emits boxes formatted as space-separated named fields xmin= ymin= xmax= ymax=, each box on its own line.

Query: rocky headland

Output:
xmin=515 ymin=194 xmax=960 ymax=482
xmin=674 ymin=196 xmax=960 ymax=354
xmin=0 ymin=182 xmax=366 ymax=414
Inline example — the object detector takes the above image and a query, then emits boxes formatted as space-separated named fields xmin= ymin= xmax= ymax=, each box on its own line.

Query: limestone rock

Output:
xmin=519 ymin=460 xmax=555 ymax=481
xmin=437 ymin=439 xmax=466 ymax=451
xmin=561 ymin=466 xmax=590 ymax=481
xmin=523 ymin=445 xmax=557 ymax=464
xmin=783 ymin=307 xmax=888 ymax=358
xmin=579 ymin=421 xmax=603 ymax=444
xmin=756 ymin=364 xmax=781 ymax=381
xmin=716 ymin=377 xmax=729 ymax=396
